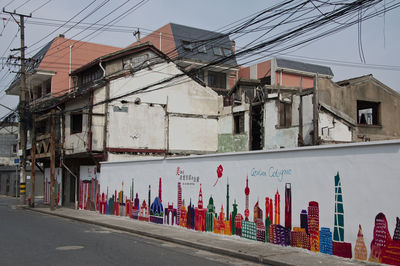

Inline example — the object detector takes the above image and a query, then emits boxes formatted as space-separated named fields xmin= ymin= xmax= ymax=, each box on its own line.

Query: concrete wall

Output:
xmin=64 ymin=95 xmax=89 ymax=155
xmin=108 ymin=103 xmax=166 ymax=150
xmin=108 ymin=62 xmax=220 ymax=155
xmin=217 ymin=105 xmax=250 ymax=153
xmin=0 ymin=166 xmax=44 ymax=198
xmin=318 ymin=76 xmax=400 ymax=141
xmin=264 ymin=99 xmax=298 ymax=150
xmin=319 ymin=111 xmax=352 ymax=143
xmin=99 ymin=140 xmax=400 ymax=262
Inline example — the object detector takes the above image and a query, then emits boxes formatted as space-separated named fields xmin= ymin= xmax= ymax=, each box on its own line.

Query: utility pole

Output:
xmin=3 ymin=9 xmax=32 ymax=205
xmin=50 ymin=109 xmax=56 ymax=211
xmin=30 ymin=114 xmax=36 ymax=207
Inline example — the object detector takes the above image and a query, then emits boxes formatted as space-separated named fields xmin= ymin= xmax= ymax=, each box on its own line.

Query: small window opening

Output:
xmin=212 ymin=47 xmax=223 ymax=56
xmin=71 ymin=113 xmax=83 ymax=134
xmin=357 ymin=100 xmax=379 ymax=125
xmin=279 ymin=101 xmax=292 ymax=128
xmin=233 ymin=112 xmax=245 ymax=134
xmin=197 ymin=44 xmax=207 ymax=53
xmin=182 ymin=40 xmax=193 ymax=51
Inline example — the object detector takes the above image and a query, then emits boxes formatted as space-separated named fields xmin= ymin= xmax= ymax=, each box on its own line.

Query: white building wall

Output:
xmin=64 ymin=96 xmax=89 ymax=155
xmin=107 ymin=61 xmax=220 ymax=154
xmin=168 ymin=116 xmax=218 ymax=153
xmin=108 ymin=103 xmax=166 ymax=150
xmin=319 ymin=111 xmax=352 ymax=142
xmin=264 ymin=101 xmax=298 ymax=150
xmin=92 ymin=87 xmax=106 ymax=151
xmin=302 ymin=94 xmax=314 ymax=145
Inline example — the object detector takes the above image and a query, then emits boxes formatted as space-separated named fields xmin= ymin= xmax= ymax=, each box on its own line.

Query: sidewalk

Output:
xmin=23 ymin=206 xmax=370 ymax=266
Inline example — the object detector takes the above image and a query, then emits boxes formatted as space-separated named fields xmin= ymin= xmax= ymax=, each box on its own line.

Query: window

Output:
xmin=233 ymin=112 xmax=245 ymax=134
xmin=222 ymin=48 xmax=232 ymax=56
xmin=182 ymin=40 xmax=193 ymax=51
xmin=197 ymin=44 xmax=207 ymax=53
xmin=196 ymin=70 xmax=204 ymax=82
xmin=279 ymin=101 xmax=292 ymax=128
xmin=212 ymin=47 xmax=223 ymax=56
xmin=35 ymin=85 xmax=42 ymax=99
xmin=12 ymin=144 xmax=17 ymax=154
xmin=45 ymin=79 xmax=51 ymax=94
xmin=71 ymin=113 xmax=83 ymax=134
xmin=357 ymin=100 xmax=380 ymax=125
xmin=208 ymin=71 xmax=226 ymax=89
xmin=223 ymin=95 xmax=232 ymax=107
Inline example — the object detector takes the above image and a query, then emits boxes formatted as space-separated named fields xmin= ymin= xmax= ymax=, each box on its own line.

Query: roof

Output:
xmin=276 ymin=57 xmax=334 ymax=77
xmin=169 ymin=23 xmax=237 ymax=67
xmin=71 ymin=42 xmax=167 ymax=75
xmin=336 ymin=74 xmax=400 ymax=98
xmin=129 ymin=23 xmax=237 ymax=67
xmin=7 ymin=36 xmax=121 ymax=96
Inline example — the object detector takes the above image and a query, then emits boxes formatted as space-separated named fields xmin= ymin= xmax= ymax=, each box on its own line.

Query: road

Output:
xmin=0 ymin=196 xmax=257 ymax=266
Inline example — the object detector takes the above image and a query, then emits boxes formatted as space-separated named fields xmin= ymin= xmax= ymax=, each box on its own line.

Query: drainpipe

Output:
xmin=87 ymin=89 xmax=93 ymax=152
xmin=69 ymin=45 xmax=73 ymax=90
xmin=99 ymin=60 xmax=106 ymax=77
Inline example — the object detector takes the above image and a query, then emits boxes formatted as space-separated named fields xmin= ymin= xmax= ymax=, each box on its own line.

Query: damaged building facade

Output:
xmin=5 ymin=23 xmax=400 ymax=207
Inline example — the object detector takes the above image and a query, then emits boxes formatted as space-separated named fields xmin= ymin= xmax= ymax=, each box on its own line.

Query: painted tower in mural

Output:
xmin=244 ymin=176 xmax=250 ymax=221
xmin=159 ymin=177 xmax=162 ymax=202
xmin=177 ymin=182 xmax=182 ymax=225
xmin=308 ymin=201 xmax=320 ymax=252
xmin=285 ymin=183 xmax=292 ymax=230
xmin=334 ymin=172 xmax=344 ymax=242
xmin=274 ymin=189 xmax=280 ymax=225
xmin=226 ymin=179 xmax=229 ymax=221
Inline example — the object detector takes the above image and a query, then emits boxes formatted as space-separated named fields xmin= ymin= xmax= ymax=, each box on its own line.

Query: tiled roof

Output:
xmin=276 ymin=58 xmax=333 ymax=77
xmin=169 ymin=23 xmax=237 ymax=67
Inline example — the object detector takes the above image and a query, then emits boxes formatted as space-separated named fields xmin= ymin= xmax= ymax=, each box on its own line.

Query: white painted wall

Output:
xmin=108 ymin=103 xmax=166 ymax=150
xmin=168 ymin=116 xmax=218 ymax=153
xmin=64 ymin=95 xmax=89 ymax=155
xmin=44 ymin=167 xmax=62 ymax=206
xmin=302 ymin=94 xmax=314 ymax=145
xmin=100 ymin=140 xmax=400 ymax=257
xmin=107 ymin=61 xmax=220 ymax=154
xmin=264 ymin=101 xmax=298 ymax=150
xmin=91 ymin=87 xmax=106 ymax=151
xmin=319 ymin=111 xmax=352 ymax=142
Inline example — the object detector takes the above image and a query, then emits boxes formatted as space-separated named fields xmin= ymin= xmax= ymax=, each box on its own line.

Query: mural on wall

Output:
xmin=44 ymin=168 xmax=62 ymax=206
xmin=94 ymin=142 xmax=400 ymax=265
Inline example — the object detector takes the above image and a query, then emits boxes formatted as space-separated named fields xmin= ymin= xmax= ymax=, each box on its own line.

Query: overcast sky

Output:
xmin=0 ymin=0 xmax=399 ymax=118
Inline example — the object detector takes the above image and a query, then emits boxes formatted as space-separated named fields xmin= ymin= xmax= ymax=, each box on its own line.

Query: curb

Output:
xmin=23 ymin=206 xmax=293 ymax=266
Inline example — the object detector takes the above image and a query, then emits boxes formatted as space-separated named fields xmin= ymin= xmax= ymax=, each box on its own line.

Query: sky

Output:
xmin=0 ymin=0 xmax=399 ymax=118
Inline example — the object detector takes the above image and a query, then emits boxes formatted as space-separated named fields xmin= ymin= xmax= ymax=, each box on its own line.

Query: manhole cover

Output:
xmin=56 ymin=245 xmax=84 ymax=251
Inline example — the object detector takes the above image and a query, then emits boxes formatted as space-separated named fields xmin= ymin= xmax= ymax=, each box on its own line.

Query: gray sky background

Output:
xmin=0 ymin=0 xmax=399 ymax=118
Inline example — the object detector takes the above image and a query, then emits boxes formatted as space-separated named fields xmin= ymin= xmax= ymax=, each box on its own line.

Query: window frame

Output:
xmin=70 ymin=112 xmax=83 ymax=134
xmin=233 ymin=112 xmax=245 ymax=135
xmin=278 ymin=101 xmax=292 ymax=128
xmin=357 ymin=100 xmax=380 ymax=126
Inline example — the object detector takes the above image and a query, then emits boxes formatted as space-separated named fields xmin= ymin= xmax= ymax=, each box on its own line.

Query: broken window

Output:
xmin=279 ymin=101 xmax=292 ymax=128
xmin=197 ymin=44 xmax=207 ymax=53
xmin=182 ymin=40 xmax=193 ymax=51
xmin=45 ymin=79 xmax=51 ymax=95
xmin=212 ymin=47 xmax=223 ymax=56
xmin=208 ymin=71 xmax=226 ymax=89
xmin=233 ymin=112 xmax=245 ymax=134
xmin=71 ymin=113 xmax=83 ymax=134
xmin=357 ymin=100 xmax=380 ymax=125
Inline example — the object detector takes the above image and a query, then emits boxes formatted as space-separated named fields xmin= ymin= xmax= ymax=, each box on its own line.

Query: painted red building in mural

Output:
xmin=308 ymin=201 xmax=320 ymax=252
xmin=274 ymin=190 xmax=280 ymax=225
xmin=285 ymin=183 xmax=292 ymax=230
xmin=244 ymin=176 xmax=250 ymax=221
xmin=195 ymin=185 xmax=206 ymax=231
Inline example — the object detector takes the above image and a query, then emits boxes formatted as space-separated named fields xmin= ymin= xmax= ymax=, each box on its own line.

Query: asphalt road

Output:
xmin=0 ymin=196 xmax=257 ymax=266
